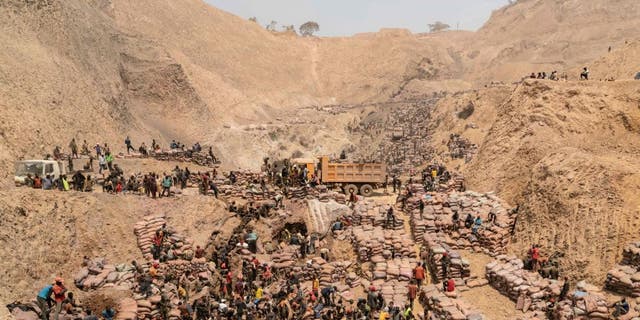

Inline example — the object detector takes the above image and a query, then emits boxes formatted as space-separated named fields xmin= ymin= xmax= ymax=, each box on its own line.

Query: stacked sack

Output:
xmin=351 ymin=200 xmax=404 ymax=230
xmin=604 ymin=265 xmax=640 ymax=297
xmin=133 ymin=214 xmax=193 ymax=260
xmin=123 ymin=149 xmax=219 ymax=167
xmin=553 ymin=281 xmax=610 ymax=320
xmin=622 ymin=242 xmax=640 ymax=266
xmin=486 ymin=255 xmax=563 ymax=313
xmin=420 ymin=284 xmax=484 ymax=320
xmin=164 ymin=259 xmax=211 ymax=279
xmin=318 ymin=261 xmax=352 ymax=285
xmin=318 ymin=191 xmax=348 ymax=204
xmin=406 ymin=191 xmax=516 ymax=255
xmin=346 ymin=272 xmax=361 ymax=288
xmin=369 ymin=256 xmax=417 ymax=282
xmin=116 ymin=298 xmax=138 ymax=320
xmin=132 ymin=261 xmax=214 ymax=319
xmin=449 ymin=174 xmax=465 ymax=192
xmin=423 ymin=234 xmax=471 ymax=282
xmin=218 ymin=184 xmax=275 ymax=201
xmin=269 ymin=245 xmax=299 ymax=270
xmin=605 ymin=241 xmax=640 ymax=297
xmin=350 ymin=226 xmax=416 ymax=262
xmin=360 ymin=279 xmax=412 ymax=308
xmin=135 ymin=282 xmax=187 ymax=319
xmin=292 ymin=257 xmax=351 ymax=285
xmin=74 ymin=258 xmax=136 ymax=291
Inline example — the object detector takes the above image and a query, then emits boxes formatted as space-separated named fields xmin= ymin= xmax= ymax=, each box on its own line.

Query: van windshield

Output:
xmin=15 ymin=162 xmax=44 ymax=176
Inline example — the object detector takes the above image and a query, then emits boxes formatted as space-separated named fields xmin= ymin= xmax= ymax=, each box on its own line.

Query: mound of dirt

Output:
xmin=429 ymin=79 xmax=640 ymax=283
xmin=3 ymin=0 xmax=640 ymax=317
xmin=575 ymin=40 xmax=640 ymax=81
xmin=464 ymin=0 xmax=640 ymax=82
xmin=0 ymin=188 xmax=228 ymax=319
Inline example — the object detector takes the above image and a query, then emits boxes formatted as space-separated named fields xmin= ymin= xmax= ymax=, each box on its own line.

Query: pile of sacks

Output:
xmin=217 ymin=184 xmax=274 ymax=201
xmin=346 ymin=272 xmax=361 ymax=288
xmin=116 ymin=298 xmax=138 ymax=320
xmin=281 ymin=186 xmax=313 ymax=200
xmin=269 ymin=245 xmax=300 ymax=270
xmin=139 ymin=264 xmax=213 ymax=319
xmin=282 ymin=256 xmax=348 ymax=284
xmin=351 ymin=200 xmax=404 ymax=230
xmin=420 ymin=284 xmax=484 ymax=320
xmin=130 ymin=260 xmax=213 ymax=319
xmin=135 ymin=284 xmax=185 ymax=319
xmin=300 ymin=259 xmax=352 ymax=286
xmin=423 ymin=234 xmax=471 ymax=281
xmin=621 ymin=242 xmax=640 ymax=266
xmin=553 ymin=281 xmax=611 ymax=320
xmin=448 ymin=174 xmax=466 ymax=193
xmin=605 ymin=265 xmax=640 ymax=296
xmin=318 ymin=191 xmax=347 ymax=204
xmin=486 ymin=256 xmax=564 ymax=313
xmin=134 ymin=214 xmax=193 ymax=260
xmin=407 ymin=191 xmax=516 ymax=255
xmin=350 ymin=226 xmax=416 ymax=262
xmin=163 ymin=259 xmax=211 ymax=278
xmin=268 ymin=248 xmax=352 ymax=286
xmin=74 ymin=257 xmax=135 ymax=291
xmin=369 ymin=256 xmax=417 ymax=282
xmin=124 ymin=149 xmax=219 ymax=167
xmin=447 ymin=133 xmax=477 ymax=162
xmin=605 ymin=241 xmax=640 ymax=297
xmin=361 ymin=279 xmax=412 ymax=308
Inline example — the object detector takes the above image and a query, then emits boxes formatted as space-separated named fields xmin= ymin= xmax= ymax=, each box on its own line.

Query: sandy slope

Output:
xmin=576 ymin=40 xmax=640 ymax=80
xmin=464 ymin=0 xmax=640 ymax=82
xmin=0 ymin=187 xmax=229 ymax=319
xmin=2 ymin=0 xmax=640 ymax=316
xmin=429 ymin=79 xmax=640 ymax=283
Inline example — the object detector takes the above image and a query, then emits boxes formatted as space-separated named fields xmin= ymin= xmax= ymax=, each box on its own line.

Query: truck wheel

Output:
xmin=360 ymin=184 xmax=373 ymax=197
xmin=345 ymin=184 xmax=359 ymax=195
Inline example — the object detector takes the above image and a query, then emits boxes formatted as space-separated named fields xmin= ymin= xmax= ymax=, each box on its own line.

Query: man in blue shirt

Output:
xmin=36 ymin=284 xmax=53 ymax=320
xmin=102 ymin=306 xmax=116 ymax=320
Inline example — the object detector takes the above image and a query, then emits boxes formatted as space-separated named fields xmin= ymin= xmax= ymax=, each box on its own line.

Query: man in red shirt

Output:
xmin=531 ymin=245 xmax=541 ymax=272
xmin=446 ymin=278 xmax=455 ymax=292
xmin=413 ymin=263 xmax=426 ymax=288
xmin=52 ymin=277 xmax=66 ymax=320
xmin=407 ymin=280 xmax=418 ymax=308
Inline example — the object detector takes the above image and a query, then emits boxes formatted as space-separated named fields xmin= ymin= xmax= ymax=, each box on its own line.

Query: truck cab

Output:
xmin=290 ymin=158 xmax=317 ymax=180
xmin=14 ymin=160 xmax=67 ymax=186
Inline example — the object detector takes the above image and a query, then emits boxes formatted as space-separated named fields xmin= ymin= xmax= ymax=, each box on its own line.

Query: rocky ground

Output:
xmin=3 ymin=0 xmax=640 ymax=319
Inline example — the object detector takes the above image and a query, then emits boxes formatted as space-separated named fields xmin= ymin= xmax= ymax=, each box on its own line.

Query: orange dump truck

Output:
xmin=292 ymin=156 xmax=386 ymax=196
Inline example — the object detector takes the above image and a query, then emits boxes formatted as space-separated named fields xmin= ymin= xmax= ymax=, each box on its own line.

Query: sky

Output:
xmin=205 ymin=0 xmax=510 ymax=36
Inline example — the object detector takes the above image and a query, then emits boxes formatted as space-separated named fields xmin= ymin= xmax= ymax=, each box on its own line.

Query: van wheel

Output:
xmin=345 ymin=184 xmax=359 ymax=195
xmin=360 ymin=184 xmax=373 ymax=197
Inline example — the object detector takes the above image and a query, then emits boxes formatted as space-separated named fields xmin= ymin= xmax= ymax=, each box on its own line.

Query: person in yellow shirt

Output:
xmin=178 ymin=286 xmax=187 ymax=300
xmin=149 ymin=262 xmax=159 ymax=277
xmin=255 ymin=287 xmax=263 ymax=300
xmin=379 ymin=307 xmax=390 ymax=320
xmin=312 ymin=277 xmax=320 ymax=297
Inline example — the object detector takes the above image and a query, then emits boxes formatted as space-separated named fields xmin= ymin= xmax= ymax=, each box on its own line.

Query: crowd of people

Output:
xmin=23 ymin=137 xmax=220 ymax=200
xmin=36 ymin=277 xmax=116 ymax=320
xmin=126 ymin=224 xmax=435 ymax=320
xmin=22 ymin=136 xmax=640 ymax=320
xmin=526 ymin=67 xmax=591 ymax=81
xmin=528 ymin=70 xmax=562 ymax=81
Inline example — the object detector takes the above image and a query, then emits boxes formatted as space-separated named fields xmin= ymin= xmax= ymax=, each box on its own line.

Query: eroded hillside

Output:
xmin=429 ymin=80 xmax=640 ymax=282
xmin=2 ymin=0 xmax=640 ymax=318
xmin=464 ymin=0 xmax=640 ymax=81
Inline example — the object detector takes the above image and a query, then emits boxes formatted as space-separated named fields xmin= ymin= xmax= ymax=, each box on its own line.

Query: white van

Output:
xmin=14 ymin=160 xmax=67 ymax=186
